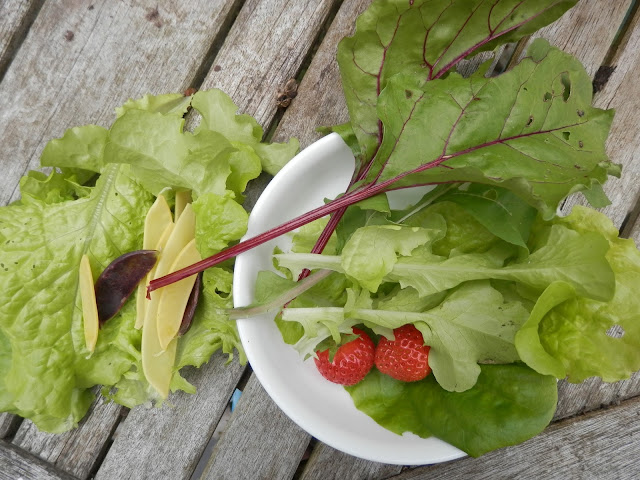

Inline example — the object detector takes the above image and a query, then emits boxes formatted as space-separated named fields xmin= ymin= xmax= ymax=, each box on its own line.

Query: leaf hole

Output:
xmin=543 ymin=92 xmax=552 ymax=102
xmin=405 ymin=89 xmax=413 ymax=99
xmin=560 ymin=72 xmax=571 ymax=102
xmin=606 ymin=325 xmax=625 ymax=338
xmin=579 ymin=140 xmax=584 ymax=148
xmin=526 ymin=115 xmax=534 ymax=127
xmin=562 ymin=131 xmax=570 ymax=141
xmin=577 ymin=110 xmax=584 ymax=117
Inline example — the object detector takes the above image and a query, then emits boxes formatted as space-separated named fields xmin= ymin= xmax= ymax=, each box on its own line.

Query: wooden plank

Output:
xmin=11 ymin=391 xmax=122 ymax=480
xmin=0 ymin=0 xmax=243 ymax=206
xmin=386 ymin=396 xmax=640 ymax=479
xmin=272 ymin=0 xmax=371 ymax=148
xmin=554 ymin=372 xmax=640 ymax=421
xmin=0 ymin=413 xmax=21 ymax=440
xmin=0 ymin=439 xmax=77 ymax=480
xmin=0 ymin=0 xmax=42 ymax=78
xmin=512 ymin=0 xmax=631 ymax=78
xmin=95 ymin=354 xmax=244 ymax=480
xmin=563 ymin=6 xmax=640 ymax=229
xmin=200 ymin=375 xmax=310 ymax=480
xmin=300 ymin=443 xmax=402 ymax=480
xmin=0 ymin=0 xmax=242 ymax=476
xmin=196 ymin=0 xmax=339 ymax=130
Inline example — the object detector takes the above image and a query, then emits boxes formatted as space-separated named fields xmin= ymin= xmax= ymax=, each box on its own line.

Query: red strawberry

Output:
xmin=314 ymin=328 xmax=375 ymax=386
xmin=375 ymin=324 xmax=431 ymax=382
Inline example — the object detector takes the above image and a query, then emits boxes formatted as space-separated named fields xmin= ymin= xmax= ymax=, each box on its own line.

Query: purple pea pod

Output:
xmin=95 ymin=250 xmax=158 ymax=325
xmin=178 ymin=272 xmax=202 ymax=336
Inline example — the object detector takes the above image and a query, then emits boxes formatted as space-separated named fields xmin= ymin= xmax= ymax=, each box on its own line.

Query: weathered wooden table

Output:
xmin=1 ymin=0 xmax=639 ymax=478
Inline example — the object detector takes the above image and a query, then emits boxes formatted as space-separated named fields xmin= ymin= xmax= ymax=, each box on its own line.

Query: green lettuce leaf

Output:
xmin=396 ymin=200 xmax=505 ymax=257
xmin=40 ymin=124 xmax=108 ymax=173
xmin=19 ymin=170 xmax=90 ymax=205
xmin=192 ymin=192 xmax=249 ymax=257
xmin=0 ymin=164 xmax=152 ymax=432
xmin=276 ymin=222 xmax=615 ymax=301
xmin=346 ymin=364 xmax=557 ymax=457
xmin=281 ymin=281 xmax=527 ymax=391
xmin=437 ymin=184 xmax=538 ymax=248
xmin=516 ymin=207 xmax=640 ymax=383
xmin=0 ymin=88 xmax=291 ymax=432
xmin=191 ymin=89 xmax=299 ymax=176
xmin=352 ymin=281 xmax=528 ymax=391
xmin=104 ymin=109 xmax=237 ymax=197
xmin=115 ymin=92 xmax=193 ymax=118
xmin=341 ymin=224 xmax=444 ymax=291
xmin=176 ymin=267 xmax=244 ymax=368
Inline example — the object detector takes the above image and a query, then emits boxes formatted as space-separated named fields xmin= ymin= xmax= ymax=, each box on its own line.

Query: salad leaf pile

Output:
xmin=267 ymin=195 xmax=640 ymax=455
xmin=0 ymin=90 xmax=297 ymax=432
xmin=234 ymin=0 xmax=639 ymax=458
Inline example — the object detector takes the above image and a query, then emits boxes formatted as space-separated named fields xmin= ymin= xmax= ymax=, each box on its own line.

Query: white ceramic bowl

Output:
xmin=233 ymin=133 xmax=466 ymax=465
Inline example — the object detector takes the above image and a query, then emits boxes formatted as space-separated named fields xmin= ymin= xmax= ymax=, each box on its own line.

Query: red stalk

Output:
xmin=148 ymin=181 xmax=388 ymax=293
xmin=147 ymin=145 xmax=460 ymax=294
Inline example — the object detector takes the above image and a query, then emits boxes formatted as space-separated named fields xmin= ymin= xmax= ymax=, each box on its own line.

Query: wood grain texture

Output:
xmin=95 ymin=354 xmax=244 ymax=480
xmin=631 ymin=211 xmax=640 ymax=244
xmin=272 ymin=0 xmax=372 ymax=148
xmin=0 ymin=413 xmax=21 ymax=440
xmin=562 ymin=6 xmax=640 ymax=229
xmin=197 ymin=0 xmax=341 ymax=130
xmin=12 ymin=391 xmax=122 ymax=480
xmin=0 ymin=439 xmax=77 ymax=480
xmin=554 ymin=372 xmax=640 ymax=421
xmin=386 ymin=396 xmax=640 ymax=480
xmin=0 ymin=0 xmax=242 ymax=206
xmin=512 ymin=0 xmax=632 ymax=77
xmin=300 ymin=443 xmax=402 ymax=480
xmin=200 ymin=374 xmax=311 ymax=480
xmin=0 ymin=0 xmax=42 ymax=78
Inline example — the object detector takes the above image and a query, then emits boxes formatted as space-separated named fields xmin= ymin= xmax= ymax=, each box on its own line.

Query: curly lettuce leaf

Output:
xmin=0 ymin=164 xmax=152 ymax=432
xmin=0 ymin=88 xmax=289 ymax=432
xmin=192 ymin=192 xmax=249 ymax=257
xmin=516 ymin=207 xmax=640 ymax=383
xmin=115 ymin=92 xmax=193 ymax=118
xmin=276 ymin=222 xmax=615 ymax=301
xmin=104 ymin=110 xmax=236 ymax=197
xmin=40 ymin=124 xmax=108 ymax=174
xmin=346 ymin=364 xmax=557 ymax=457
xmin=338 ymin=0 xmax=578 ymax=162
xmin=191 ymin=89 xmax=299 ymax=175
xmin=341 ymin=224 xmax=444 ymax=291
xmin=176 ymin=267 xmax=244 ymax=368
xmin=19 ymin=170 xmax=91 ymax=205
